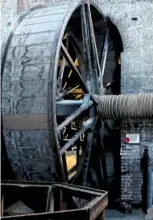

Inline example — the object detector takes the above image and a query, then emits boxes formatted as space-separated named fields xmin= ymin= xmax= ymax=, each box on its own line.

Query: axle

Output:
xmin=96 ymin=93 xmax=153 ymax=119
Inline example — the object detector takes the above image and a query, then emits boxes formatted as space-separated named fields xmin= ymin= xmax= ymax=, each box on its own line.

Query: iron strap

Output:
xmin=2 ymin=114 xmax=49 ymax=131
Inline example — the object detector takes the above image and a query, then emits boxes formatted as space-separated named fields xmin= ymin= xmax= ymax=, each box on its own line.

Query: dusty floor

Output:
xmin=106 ymin=209 xmax=153 ymax=220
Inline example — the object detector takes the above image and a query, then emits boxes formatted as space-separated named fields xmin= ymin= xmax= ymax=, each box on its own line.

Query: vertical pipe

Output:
xmin=147 ymin=168 xmax=153 ymax=209
xmin=143 ymin=147 xmax=153 ymax=211
xmin=142 ymin=147 xmax=149 ymax=212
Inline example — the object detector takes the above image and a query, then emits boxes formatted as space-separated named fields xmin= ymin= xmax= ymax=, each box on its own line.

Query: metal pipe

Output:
xmin=147 ymin=168 xmax=153 ymax=209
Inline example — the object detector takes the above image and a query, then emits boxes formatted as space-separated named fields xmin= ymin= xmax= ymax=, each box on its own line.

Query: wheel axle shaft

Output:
xmin=96 ymin=93 xmax=153 ymax=119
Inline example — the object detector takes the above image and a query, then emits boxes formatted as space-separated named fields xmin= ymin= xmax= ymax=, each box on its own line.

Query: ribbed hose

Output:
xmin=96 ymin=93 xmax=153 ymax=119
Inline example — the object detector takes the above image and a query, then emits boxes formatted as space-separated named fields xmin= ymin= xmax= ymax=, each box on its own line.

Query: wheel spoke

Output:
xmin=82 ymin=132 xmax=93 ymax=185
xmin=80 ymin=4 xmax=93 ymax=85
xmin=86 ymin=3 xmax=101 ymax=72
xmin=57 ymin=95 xmax=93 ymax=132
xmin=68 ymin=165 xmax=77 ymax=178
xmin=56 ymin=84 xmax=80 ymax=100
xmin=99 ymin=120 xmax=108 ymax=186
xmin=86 ymin=3 xmax=102 ymax=93
xmin=100 ymin=29 xmax=109 ymax=79
xmin=81 ymin=116 xmax=98 ymax=186
xmin=57 ymin=33 xmax=69 ymax=93
xmin=72 ymin=116 xmax=98 ymax=186
xmin=61 ymin=43 xmax=89 ymax=93
xmin=60 ymin=118 xmax=94 ymax=155
xmin=70 ymin=33 xmax=87 ymax=81
xmin=70 ymin=33 xmax=84 ymax=61
xmin=62 ymin=154 xmax=69 ymax=181
xmin=58 ymin=56 xmax=66 ymax=91
xmin=56 ymin=99 xmax=85 ymax=116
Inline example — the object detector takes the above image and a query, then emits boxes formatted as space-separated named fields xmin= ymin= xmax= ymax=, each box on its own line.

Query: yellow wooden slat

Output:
xmin=66 ymin=153 xmax=76 ymax=171
xmin=118 ymin=56 xmax=121 ymax=64
xmin=69 ymin=88 xmax=83 ymax=94
xmin=66 ymin=153 xmax=77 ymax=180
xmin=58 ymin=59 xmax=79 ymax=67
xmin=68 ymin=59 xmax=79 ymax=78
xmin=63 ymin=33 xmax=68 ymax=40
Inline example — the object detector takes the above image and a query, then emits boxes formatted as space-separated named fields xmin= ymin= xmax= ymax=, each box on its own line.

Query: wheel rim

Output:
xmin=51 ymin=3 xmax=110 ymax=188
xmin=2 ymin=1 xmax=119 ymax=186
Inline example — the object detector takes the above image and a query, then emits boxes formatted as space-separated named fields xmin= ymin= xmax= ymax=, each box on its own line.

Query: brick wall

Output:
xmin=1 ymin=0 xmax=153 ymax=203
xmin=117 ymin=1 xmax=153 ymax=203
xmin=121 ymin=120 xmax=153 ymax=203
xmin=100 ymin=0 xmax=153 ymax=204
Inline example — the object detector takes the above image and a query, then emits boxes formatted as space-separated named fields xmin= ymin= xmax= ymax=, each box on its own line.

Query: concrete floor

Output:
xmin=106 ymin=209 xmax=153 ymax=220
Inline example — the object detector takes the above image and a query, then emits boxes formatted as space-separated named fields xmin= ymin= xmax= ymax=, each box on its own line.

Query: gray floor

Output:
xmin=106 ymin=209 xmax=153 ymax=220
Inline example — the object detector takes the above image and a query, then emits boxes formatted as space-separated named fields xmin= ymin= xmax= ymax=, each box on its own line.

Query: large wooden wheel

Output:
xmin=2 ymin=1 xmax=119 ymax=188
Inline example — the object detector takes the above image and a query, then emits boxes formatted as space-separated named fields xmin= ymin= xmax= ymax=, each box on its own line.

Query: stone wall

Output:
xmin=1 ymin=0 xmax=17 ymax=45
xmin=111 ymin=1 xmax=153 ymax=203
xmin=1 ymin=0 xmax=153 ymax=203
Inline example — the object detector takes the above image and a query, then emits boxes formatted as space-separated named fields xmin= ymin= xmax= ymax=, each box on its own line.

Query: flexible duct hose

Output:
xmin=96 ymin=93 xmax=153 ymax=119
